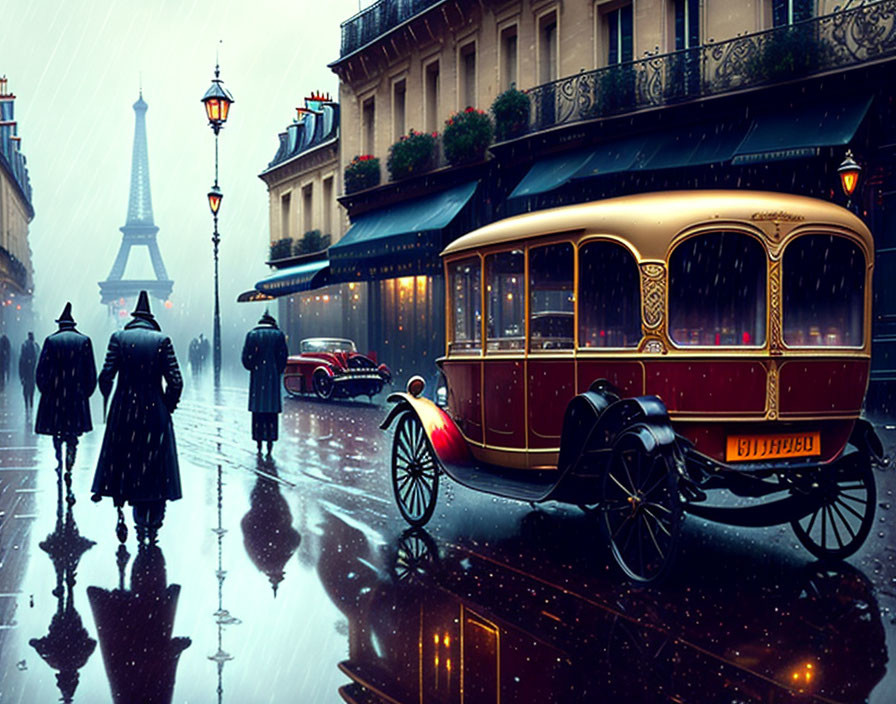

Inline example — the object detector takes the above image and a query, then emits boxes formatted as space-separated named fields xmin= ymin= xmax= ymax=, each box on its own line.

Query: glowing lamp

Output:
xmin=207 ymin=185 xmax=223 ymax=215
xmin=838 ymin=150 xmax=861 ymax=198
xmin=201 ymin=66 xmax=234 ymax=133
xmin=164 ymin=300 xmax=173 ymax=309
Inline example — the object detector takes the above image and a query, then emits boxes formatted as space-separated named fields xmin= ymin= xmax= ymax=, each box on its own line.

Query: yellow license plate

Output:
xmin=726 ymin=431 xmax=821 ymax=462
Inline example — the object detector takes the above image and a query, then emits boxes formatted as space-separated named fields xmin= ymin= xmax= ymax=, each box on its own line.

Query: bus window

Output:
xmin=448 ymin=257 xmax=481 ymax=354
xmin=578 ymin=241 xmax=641 ymax=348
xmin=529 ymin=243 xmax=574 ymax=350
xmin=669 ymin=232 xmax=766 ymax=347
xmin=486 ymin=250 xmax=525 ymax=350
xmin=783 ymin=235 xmax=865 ymax=347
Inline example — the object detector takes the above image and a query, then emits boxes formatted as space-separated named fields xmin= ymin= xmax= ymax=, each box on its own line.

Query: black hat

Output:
xmin=130 ymin=291 xmax=160 ymax=330
xmin=56 ymin=302 xmax=76 ymax=326
xmin=258 ymin=310 xmax=277 ymax=327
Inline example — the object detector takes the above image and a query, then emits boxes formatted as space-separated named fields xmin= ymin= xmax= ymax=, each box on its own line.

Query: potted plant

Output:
xmin=295 ymin=230 xmax=331 ymax=255
xmin=269 ymin=238 xmax=293 ymax=261
xmin=442 ymin=107 xmax=494 ymax=166
xmin=387 ymin=129 xmax=438 ymax=180
xmin=344 ymin=154 xmax=381 ymax=193
xmin=491 ymin=87 xmax=530 ymax=141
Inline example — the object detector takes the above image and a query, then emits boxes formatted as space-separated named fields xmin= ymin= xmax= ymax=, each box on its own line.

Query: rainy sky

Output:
xmin=2 ymin=0 xmax=362 ymax=362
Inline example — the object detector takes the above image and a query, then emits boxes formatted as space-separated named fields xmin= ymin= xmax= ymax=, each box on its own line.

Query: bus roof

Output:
xmin=440 ymin=190 xmax=872 ymax=261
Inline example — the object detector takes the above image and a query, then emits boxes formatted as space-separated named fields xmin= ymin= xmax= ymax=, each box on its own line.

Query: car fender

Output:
xmin=850 ymin=418 xmax=888 ymax=466
xmin=380 ymin=393 xmax=471 ymax=468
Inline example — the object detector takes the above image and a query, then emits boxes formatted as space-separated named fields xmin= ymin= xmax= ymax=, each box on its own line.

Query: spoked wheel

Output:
xmin=790 ymin=452 xmax=876 ymax=560
xmin=312 ymin=368 xmax=334 ymax=400
xmin=601 ymin=427 xmax=682 ymax=583
xmin=391 ymin=528 xmax=439 ymax=584
xmin=391 ymin=413 xmax=439 ymax=527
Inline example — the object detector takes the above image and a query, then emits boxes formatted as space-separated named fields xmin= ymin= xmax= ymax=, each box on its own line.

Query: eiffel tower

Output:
xmin=99 ymin=91 xmax=173 ymax=310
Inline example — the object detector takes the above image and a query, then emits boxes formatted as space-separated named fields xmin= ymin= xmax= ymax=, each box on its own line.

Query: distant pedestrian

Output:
xmin=241 ymin=311 xmax=288 ymax=455
xmin=0 ymin=334 xmax=10 ymax=391
xmin=198 ymin=333 xmax=210 ymax=374
xmin=91 ymin=291 xmax=183 ymax=546
xmin=19 ymin=331 xmax=39 ymax=413
xmin=188 ymin=337 xmax=200 ymax=377
xmin=35 ymin=303 xmax=97 ymax=504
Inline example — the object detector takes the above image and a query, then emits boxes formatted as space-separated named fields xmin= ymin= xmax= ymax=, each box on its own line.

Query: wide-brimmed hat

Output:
xmin=56 ymin=302 xmax=76 ymax=326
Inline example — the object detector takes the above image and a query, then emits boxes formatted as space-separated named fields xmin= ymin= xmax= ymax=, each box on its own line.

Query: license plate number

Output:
xmin=725 ymin=431 xmax=821 ymax=462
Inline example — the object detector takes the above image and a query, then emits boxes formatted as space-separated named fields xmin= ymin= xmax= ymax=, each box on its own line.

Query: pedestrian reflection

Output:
xmin=240 ymin=458 xmax=301 ymax=596
xmin=29 ymin=470 xmax=96 ymax=703
xmin=317 ymin=508 xmax=887 ymax=704
xmin=87 ymin=545 xmax=191 ymax=704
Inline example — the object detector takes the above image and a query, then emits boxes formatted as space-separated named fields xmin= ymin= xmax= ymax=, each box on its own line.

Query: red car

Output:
xmin=283 ymin=337 xmax=392 ymax=401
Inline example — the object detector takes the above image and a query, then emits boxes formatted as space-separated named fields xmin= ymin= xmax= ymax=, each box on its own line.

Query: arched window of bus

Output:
xmin=669 ymin=232 xmax=767 ymax=347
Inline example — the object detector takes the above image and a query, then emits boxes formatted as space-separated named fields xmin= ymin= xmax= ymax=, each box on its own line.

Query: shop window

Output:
xmin=449 ymin=257 xmax=481 ymax=353
xmin=501 ymin=26 xmax=518 ymax=90
xmin=579 ymin=241 xmax=641 ymax=348
xmin=669 ymin=232 xmax=767 ymax=346
xmin=783 ymin=235 xmax=864 ymax=347
xmin=605 ymin=3 xmax=633 ymax=65
xmin=425 ymin=61 xmax=440 ymax=133
xmin=529 ymin=243 xmax=574 ymax=350
xmin=486 ymin=250 xmax=524 ymax=350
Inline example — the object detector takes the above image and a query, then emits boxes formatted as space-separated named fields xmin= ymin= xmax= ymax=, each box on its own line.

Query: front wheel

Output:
xmin=790 ymin=452 xmax=876 ymax=560
xmin=312 ymin=368 xmax=334 ymax=400
xmin=601 ymin=427 xmax=682 ymax=583
xmin=391 ymin=413 xmax=439 ymax=527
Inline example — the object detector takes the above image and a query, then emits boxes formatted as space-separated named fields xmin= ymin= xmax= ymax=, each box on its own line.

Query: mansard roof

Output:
xmin=260 ymin=102 xmax=339 ymax=177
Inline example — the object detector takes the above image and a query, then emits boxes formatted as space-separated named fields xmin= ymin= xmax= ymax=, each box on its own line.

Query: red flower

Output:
xmin=465 ymin=106 xmax=474 ymax=113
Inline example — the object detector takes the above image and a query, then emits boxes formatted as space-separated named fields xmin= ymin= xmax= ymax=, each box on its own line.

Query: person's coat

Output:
xmin=91 ymin=318 xmax=183 ymax=503
xmin=35 ymin=327 xmax=97 ymax=436
xmin=241 ymin=323 xmax=288 ymax=414
xmin=0 ymin=334 xmax=10 ymax=384
xmin=19 ymin=337 xmax=39 ymax=389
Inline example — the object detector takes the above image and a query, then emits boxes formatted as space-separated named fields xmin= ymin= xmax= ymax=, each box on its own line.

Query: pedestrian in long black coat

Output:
xmin=91 ymin=291 xmax=183 ymax=546
xmin=241 ymin=312 xmax=288 ymax=455
xmin=19 ymin=331 xmax=39 ymax=412
xmin=0 ymin=334 xmax=10 ymax=391
xmin=35 ymin=303 xmax=97 ymax=502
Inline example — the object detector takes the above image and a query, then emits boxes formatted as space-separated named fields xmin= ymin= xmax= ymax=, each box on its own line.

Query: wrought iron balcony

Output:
xmin=340 ymin=0 xmax=443 ymax=57
xmin=0 ymin=245 xmax=29 ymax=293
xmin=527 ymin=0 xmax=896 ymax=134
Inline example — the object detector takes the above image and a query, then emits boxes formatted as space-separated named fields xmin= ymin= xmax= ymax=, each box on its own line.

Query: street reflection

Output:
xmin=87 ymin=545 xmax=191 ymax=703
xmin=318 ymin=508 xmax=887 ymax=704
xmin=240 ymin=457 xmax=301 ymax=596
xmin=28 ymin=469 xmax=96 ymax=703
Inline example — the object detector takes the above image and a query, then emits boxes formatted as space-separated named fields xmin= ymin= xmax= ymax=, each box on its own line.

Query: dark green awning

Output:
xmin=508 ymin=122 xmax=748 ymax=199
xmin=329 ymin=181 xmax=477 ymax=283
xmin=254 ymin=259 xmax=330 ymax=297
xmin=732 ymin=96 xmax=872 ymax=164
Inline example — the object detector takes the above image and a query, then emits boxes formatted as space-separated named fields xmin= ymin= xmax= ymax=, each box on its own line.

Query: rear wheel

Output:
xmin=312 ymin=368 xmax=333 ymax=400
xmin=391 ymin=413 xmax=439 ymax=527
xmin=790 ymin=452 xmax=876 ymax=560
xmin=601 ymin=427 xmax=682 ymax=583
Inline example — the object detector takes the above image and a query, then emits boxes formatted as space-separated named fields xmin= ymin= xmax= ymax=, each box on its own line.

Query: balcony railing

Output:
xmin=528 ymin=0 xmax=896 ymax=133
xmin=340 ymin=0 xmax=442 ymax=57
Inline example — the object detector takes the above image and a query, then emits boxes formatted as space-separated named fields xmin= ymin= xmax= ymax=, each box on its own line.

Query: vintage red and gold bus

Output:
xmin=382 ymin=191 xmax=885 ymax=582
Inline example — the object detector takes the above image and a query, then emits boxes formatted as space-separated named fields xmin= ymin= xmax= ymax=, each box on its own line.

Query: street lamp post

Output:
xmin=202 ymin=62 xmax=234 ymax=388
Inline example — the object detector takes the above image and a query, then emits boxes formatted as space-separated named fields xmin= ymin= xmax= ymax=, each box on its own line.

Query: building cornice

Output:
xmin=258 ymin=138 xmax=339 ymax=187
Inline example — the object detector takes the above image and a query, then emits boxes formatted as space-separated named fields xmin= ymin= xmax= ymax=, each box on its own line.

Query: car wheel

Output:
xmin=312 ymin=368 xmax=333 ymax=400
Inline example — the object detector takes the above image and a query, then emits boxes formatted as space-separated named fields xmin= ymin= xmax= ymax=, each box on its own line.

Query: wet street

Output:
xmin=1 ymin=375 xmax=896 ymax=703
